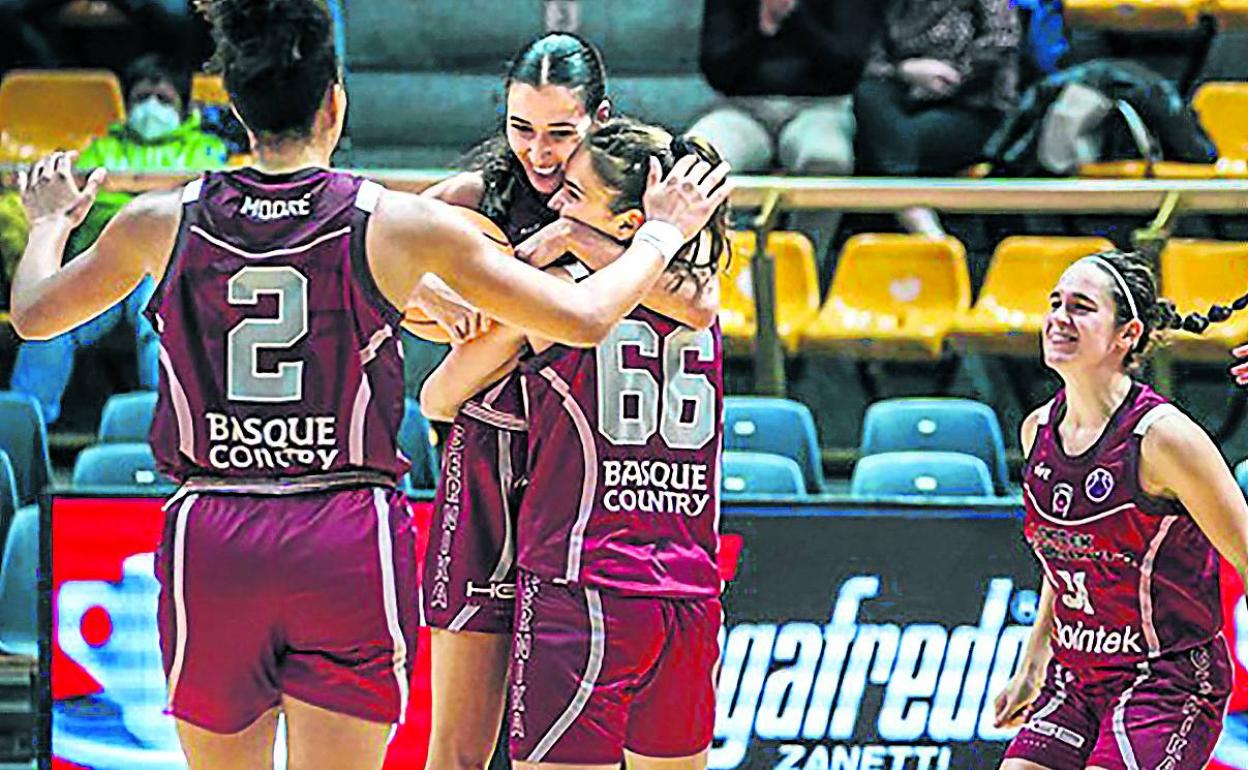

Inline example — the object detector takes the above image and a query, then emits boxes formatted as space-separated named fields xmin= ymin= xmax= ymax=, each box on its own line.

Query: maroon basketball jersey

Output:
xmin=517 ymin=305 xmax=723 ymax=599
xmin=1022 ymin=383 xmax=1222 ymax=674
xmin=145 ymin=168 xmax=407 ymax=482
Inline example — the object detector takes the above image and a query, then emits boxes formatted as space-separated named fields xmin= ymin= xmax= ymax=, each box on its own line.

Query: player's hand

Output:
xmin=642 ymin=154 xmax=733 ymax=243
xmin=516 ymin=218 xmax=625 ymax=270
xmin=992 ymin=670 xmax=1042 ymax=729
xmin=1231 ymin=343 xmax=1248 ymax=386
xmin=411 ymin=273 xmax=491 ymax=344
xmin=18 ymin=151 xmax=106 ymax=229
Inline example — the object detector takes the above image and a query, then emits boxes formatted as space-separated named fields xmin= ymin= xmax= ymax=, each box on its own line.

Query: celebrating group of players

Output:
xmin=12 ymin=2 xmax=1248 ymax=770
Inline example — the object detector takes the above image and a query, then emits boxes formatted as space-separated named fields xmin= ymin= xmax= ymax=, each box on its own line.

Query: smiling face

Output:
xmin=546 ymin=146 xmax=642 ymax=238
xmin=505 ymin=82 xmax=594 ymax=195
xmin=1043 ymin=261 xmax=1142 ymax=375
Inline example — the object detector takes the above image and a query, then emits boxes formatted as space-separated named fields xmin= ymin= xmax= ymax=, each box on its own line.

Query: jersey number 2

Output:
xmin=596 ymin=319 xmax=716 ymax=450
xmin=226 ymin=266 xmax=308 ymax=402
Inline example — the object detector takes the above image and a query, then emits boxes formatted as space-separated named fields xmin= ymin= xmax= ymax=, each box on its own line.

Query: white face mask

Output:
xmin=128 ymin=96 xmax=181 ymax=141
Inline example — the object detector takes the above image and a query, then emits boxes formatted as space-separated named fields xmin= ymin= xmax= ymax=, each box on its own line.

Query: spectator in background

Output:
xmin=7 ymin=54 xmax=226 ymax=424
xmin=854 ymin=0 xmax=1020 ymax=236
xmin=0 ymin=0 xmax=200 ymax=72
xmin=692 ymin=0 xmax=879 ymax=177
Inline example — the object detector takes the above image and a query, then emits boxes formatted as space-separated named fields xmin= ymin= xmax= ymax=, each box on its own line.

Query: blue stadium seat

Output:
xmin=71 ymin=443 xmax=174 ymax=490
xmin=1235 ymin=458 xmax=1248 ymax=495
xmin=98 ymin=390 xmax=157 ymax=443
xmin=721 ymin=451 xmax=805 ymax=497
xmin=723 ymin=397 xmax=824 ymax=492
xmin=0 ymin=451 xmax=18 ymax=549
xmin=850 ymin=451 xmax=995 ymax=498
xmin=0 ymin=392 xmax=53 ymax=507
xmin=399 ymin=398 xmax=440 ymax=492
xmin=860 ymin=398 xmax=1009 ymax=494
xmin=0 ymin=504 xmax=38 ymax=657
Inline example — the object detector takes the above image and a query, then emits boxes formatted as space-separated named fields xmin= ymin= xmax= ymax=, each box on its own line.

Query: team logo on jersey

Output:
xmin=1084 ymin=467 xmax=1114 ymax=503
xmin=1034 ymin=463 xmax=1052 ymax=481
xmin=1052 ymin=483 xmax=1074 ymax=517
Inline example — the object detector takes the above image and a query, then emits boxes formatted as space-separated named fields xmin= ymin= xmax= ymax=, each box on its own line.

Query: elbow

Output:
xmin=418 ymin=378 xmax=457 ymax=424
xmin=8 ymin=306 xmax=53 ymax=341
xmin=568 ymin=306 xmax=615 ymax=347
xmin=687 ymin=303 xmax=719 ymax=331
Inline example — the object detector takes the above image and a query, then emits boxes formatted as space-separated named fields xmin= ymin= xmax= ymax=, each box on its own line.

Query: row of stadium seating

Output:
xmin=2 ymin=68 xmax=1246 ymax=173
xmin=725 ymin=233 xmax=1248 ymax=361
xmin=1065 ymin=0 xmax=1248 ymax=31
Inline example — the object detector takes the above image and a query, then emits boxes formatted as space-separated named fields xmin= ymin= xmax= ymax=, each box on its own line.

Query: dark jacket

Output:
xmin=699 ymin=0 xmax=882 ymax=97
xmin=985 ymin=59 xmax=1216 ymax=176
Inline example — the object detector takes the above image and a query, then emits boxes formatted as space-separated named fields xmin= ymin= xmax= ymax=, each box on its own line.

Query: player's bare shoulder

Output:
xmin=109 ymin=187 xmax=184 ymax=279
xmin=1020 ymin=405 xmax=1046 ymax=457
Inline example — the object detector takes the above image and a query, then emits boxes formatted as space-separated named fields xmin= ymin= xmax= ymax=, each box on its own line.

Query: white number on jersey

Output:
xmin=1055 ymin=569 xmax=1096 ymax=616
xmin=225 ymin=265 xmax=309 ymax=402
xmin=596 ymin=320 xmax=716 ymax=450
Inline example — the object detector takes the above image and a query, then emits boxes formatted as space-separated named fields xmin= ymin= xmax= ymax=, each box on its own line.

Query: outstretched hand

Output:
xmin=641 ymin=154 xmax=732 ymax=243
xmin=18 ymin=151 xmax=106 ymax=229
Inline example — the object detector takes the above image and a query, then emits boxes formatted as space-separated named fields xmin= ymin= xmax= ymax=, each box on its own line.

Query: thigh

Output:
xmin=1003 ymin=662 xmax=1100 ymax=770
xmin=1087 ymin=643 xmax=1233 ymax=770
xmin=687 ymin=105 xmax=774 ymax=173
xmin=778 ymin=97 xmax=856 ymax=175
xmin=852 ymin=79 xmax=917 ymax=175
xmin=158 ymin=493 xmax=284 ymax=734
xmin=509 ymin=574 xmax=664 ymax=766
xmin=427 ymin=628 xmax=511 ymax=766
xmin=282 ymin=487 xmax=418 ymax=725
xmin=625 ymin=598 xmax=721 ymax=759
xmin=282 ymin=694 xmax=391 ymax=770
xmin=176 ymin=708 xmax=280 ymax=770
xmin=911 ymin=106 xmax=999 ymax=175
xmin=423 ymin=420 xmax=521 ymax=635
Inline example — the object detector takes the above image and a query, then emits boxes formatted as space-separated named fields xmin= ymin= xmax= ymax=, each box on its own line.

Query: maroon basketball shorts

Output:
xmin=1005 ymin=637 xmax=1232 ymax=770
xmin=421 ymin=420 xmax=525 ymax=635
xmin=155 ymin=486 xmax=418 ymax=733
xmin=507 ymin=570 xmax=722 ymax=765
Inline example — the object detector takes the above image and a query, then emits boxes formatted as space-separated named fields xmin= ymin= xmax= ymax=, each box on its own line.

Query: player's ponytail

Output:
xmin=204 ymin=0 xmax=339 ymax=138
xmin=584 ymin=119 xmax=730 ymax=295
xmin=1085 ymin=249 xmax=1248 ymax=369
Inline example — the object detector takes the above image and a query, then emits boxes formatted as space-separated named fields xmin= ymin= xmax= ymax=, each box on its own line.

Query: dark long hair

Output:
xmin=204 ymin=0 xmax=339 ymax=140
xmin=463 ymin=32 xmax=608 ymax=223
xmin=1085 ymin=250 xmax=1246 ymax=369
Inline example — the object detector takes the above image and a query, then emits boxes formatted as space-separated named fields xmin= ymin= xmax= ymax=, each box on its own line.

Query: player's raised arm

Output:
xmin=10 ymin=151 xmax=180 ymax=340
xmin=370 ymin=155 xmax=731 ymax=347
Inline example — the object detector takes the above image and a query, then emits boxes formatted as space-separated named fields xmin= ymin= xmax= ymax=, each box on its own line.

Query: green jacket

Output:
xmin=77 ymin=112 xmax=228 ymax=173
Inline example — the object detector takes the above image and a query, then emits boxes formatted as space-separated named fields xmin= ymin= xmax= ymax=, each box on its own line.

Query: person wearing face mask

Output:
xmin=6 ymin=54 xmax=226 ymax=427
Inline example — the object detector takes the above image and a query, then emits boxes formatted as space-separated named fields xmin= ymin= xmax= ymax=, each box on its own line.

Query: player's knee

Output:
xmin=425 ymin=742 xmax=497 ymax=770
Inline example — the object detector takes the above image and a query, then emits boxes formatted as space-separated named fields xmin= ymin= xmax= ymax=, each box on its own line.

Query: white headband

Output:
xmin=1080 ymin=255 xmax=1138 ymax=322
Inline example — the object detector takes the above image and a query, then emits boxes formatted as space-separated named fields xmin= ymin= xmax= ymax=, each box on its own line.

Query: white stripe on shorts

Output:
xmin=526 ymin=587 xmax=606 ymax=763
xmin=166 ymin=493 xmax=199 ymax=708
xmin=1113 ymin=661 xmax=1151 ymax=770
xmin=488 ymin=430 xmax=516 ymax=583
xmin=372 ymin=488 xmax=410 ymax=723
xmin=447 ymin=605 xmax=481 ymax=632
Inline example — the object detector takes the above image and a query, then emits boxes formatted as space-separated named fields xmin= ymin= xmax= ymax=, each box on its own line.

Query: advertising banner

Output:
xmin=44 ymin=496 xmax=1248 ymax=770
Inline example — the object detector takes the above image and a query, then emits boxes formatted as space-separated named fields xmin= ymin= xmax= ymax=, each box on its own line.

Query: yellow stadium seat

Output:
xmin=1152 ymin=83 xmax=1248 ymax=178
xmin=1209 ymin=0 xmax=1248 ymax=28
xmin=0 ymin=70 xmax=124 ymax=162
xmin=719 ymin=231 xmax=821 ymax=355
xmin=1062 ymin=0 xmax=1203 ymax=30
xmin=800 ymin=234 xmax=970 ymax=360
xmin=1160 ymin=239 xmax=1248 ymax=361
xmin=191 ymin=73 xmax=229 ymax=106
xmin=1078 ymin=160 xmax=1151 ymax=179
xmin=950 ymin=236 xmax=1115 ymax=355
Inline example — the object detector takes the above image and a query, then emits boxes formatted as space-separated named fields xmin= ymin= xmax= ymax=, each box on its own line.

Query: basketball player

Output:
xmin=423 ymin=119 xmax=729 ymax=770
xmin=992 ymin=251 xmax=1248 ymax=770
xmin=414 ymin=34 xmax=720 ymax=770
xmin=10 ymin=4 xmax=729 ymax=770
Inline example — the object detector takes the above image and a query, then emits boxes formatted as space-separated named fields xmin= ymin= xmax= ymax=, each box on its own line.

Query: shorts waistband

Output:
xmin=167 ymin=470 xmax=397 ymax=507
